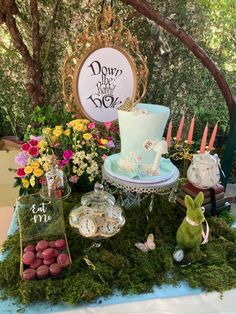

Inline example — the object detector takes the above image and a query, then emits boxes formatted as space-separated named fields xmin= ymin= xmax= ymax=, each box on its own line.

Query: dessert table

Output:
xmin=1 ymin=212 xmax=236 ymax=314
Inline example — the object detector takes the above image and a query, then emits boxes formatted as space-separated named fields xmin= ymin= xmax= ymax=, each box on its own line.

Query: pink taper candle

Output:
xmin=176 ymin=114 xmax=185 ymax=142
xmin=187 ymin=115 xmax=195 ymax=144
xmin=208 ymin=123 xmax=218 ymax=151
xmin=166 ymin=120 xmax=172 ymax=147
xmin=199 ymin=122 xmax=208 ymax=153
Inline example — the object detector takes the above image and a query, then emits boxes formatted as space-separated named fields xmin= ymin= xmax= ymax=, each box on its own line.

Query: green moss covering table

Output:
xmin=1 ymin=193 xmax=236 ymax=313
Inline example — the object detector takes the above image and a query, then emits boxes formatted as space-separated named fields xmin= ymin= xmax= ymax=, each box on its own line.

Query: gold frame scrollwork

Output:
xmin=61 ymin=6 xmax=148 ymax=122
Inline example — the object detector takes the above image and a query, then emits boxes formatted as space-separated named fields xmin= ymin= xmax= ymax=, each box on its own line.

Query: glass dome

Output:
xmin=40 ymin=165 xmax=71 ymax=200
xmin=69 ymin=183 xmax=125 ymax=239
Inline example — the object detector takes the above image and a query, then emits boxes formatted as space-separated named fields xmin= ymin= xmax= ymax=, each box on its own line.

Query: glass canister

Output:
xmin=40 ymin=164 xmax=71 ymax=200
xmin=187 ymin=152 xmax=221 ymax=189
xmin=69 ymin=183 xmax=125 ymax=238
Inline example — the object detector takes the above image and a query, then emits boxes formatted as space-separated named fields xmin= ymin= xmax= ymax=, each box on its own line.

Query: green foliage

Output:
xmin=1 ymin=193 xmax=236 ymax=307
xmin=0 ymin=0 xmax=235 ymax=143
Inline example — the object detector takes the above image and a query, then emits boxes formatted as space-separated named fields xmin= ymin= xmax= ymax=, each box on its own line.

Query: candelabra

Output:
xmin=168 ymin=138 xmax=194 ymax=178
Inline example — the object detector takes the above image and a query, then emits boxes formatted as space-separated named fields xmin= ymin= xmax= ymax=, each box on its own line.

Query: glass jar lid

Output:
xmin=81 ymin=182 xmax=115 ymax=208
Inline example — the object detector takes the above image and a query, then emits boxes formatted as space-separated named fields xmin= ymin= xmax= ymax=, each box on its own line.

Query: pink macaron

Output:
xmin=49 ymin=263 xmax=63 ymax=276
xmin=36 ymin=240 xmax=49 ymax=251
xmin=43 ymin=257 xmax=55 ymax=266
xmin=55 ymin=239 xmax=66 ymax=250
xmin=36 ymin=251 xmax=43 ymax=259
xmin=22 ymin=268 xmax=36 ymax=281
xmin=49 ymin=241 xmax=56 ymax=248
xmin=23 ymin=251 xmax=36 ymax=265
xmin=57 ymin=253 xmax=70 ymax=268
xmin=54 ymin=249 xmax=60 ymax=257
xmin=42 ymin=248 xmax=55 ymax=260
xmin=30 ymin=258 xmax=43 ymax=269
xmin=23 ymin=244 xmax=35 ymax=253
xmin=36 ymin=265 xmax=49 ymax=279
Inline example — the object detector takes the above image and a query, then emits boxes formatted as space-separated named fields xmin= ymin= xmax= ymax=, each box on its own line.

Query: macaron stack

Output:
xmin=22 ymin=238 xmax=71 ymax=280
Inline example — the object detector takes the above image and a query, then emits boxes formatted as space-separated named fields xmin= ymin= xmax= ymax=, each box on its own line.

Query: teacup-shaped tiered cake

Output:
xmin=104 ymin=102 xmax=175 ymax=183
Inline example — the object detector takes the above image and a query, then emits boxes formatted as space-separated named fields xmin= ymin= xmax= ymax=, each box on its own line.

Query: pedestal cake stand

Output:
xmin=102 ymin=165 xmax=180 ymax=210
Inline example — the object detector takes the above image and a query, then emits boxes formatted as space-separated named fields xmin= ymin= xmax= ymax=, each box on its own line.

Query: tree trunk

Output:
xmin=122 ymin=0 xmax=235 ymax=121
xmin=1 ymin=0 xmax=45 ymax=107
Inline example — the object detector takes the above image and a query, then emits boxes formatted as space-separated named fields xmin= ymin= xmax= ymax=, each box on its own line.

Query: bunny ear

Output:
xmin=194 ymin=191 xmax=204 ymax=207
xmin=184 ymin=194 xmax=195 ymax=210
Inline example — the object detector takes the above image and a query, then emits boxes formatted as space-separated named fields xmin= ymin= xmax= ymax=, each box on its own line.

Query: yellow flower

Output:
xmin=101 ymin=138 xmax=108 ymax=145
xmin=55 ymin=125 xmax=63 ymax=130
xmin=53 ymin=128 xmax=63 ymax=137
xmin=21 ymin=178 xmax=29 ymax=189
xmin=43 ymin=127 xmax=51 ymax=135
xmin=31 ymin=161 xmax=40 ymax=169
xmin=38 ymin=140 xmax=46 ymax=149
xmin=24 ymin=166 xmax=33 ymax=174
xmin=68 ymin=119 xmax=81 ymax=127
xmin=33 ymin=168 xmax=44 ymax=177
xmin=43 ymin=162 xmax=50 ymax=172
xmin=63 ymin=129 xmax=71 ymax=136
xmin=50 ymin=135 xmax=58 ymax=143
xmin=74 ymin=123 xmax=84 ymax=132
xmin=83 ymin=133 xmax=92 ymax=140
xmin=30 ymin=175 xmax=35 ymax=187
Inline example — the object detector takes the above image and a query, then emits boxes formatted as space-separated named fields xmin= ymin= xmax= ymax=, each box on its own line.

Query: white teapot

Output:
xmin=187 ymin=152 xmax=221 ymax=189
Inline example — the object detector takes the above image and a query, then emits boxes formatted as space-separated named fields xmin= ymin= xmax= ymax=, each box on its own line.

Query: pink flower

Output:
xmin=21 ymin=143 xmax=30 ymax=151
xmin=107 ymin=140 xmax=115 ymax=148
xmin=15 ymin=152 xmax=29 ymax=166
xmin=104 ymin=121 xmax=112 ymax=129
xmin=28 ymin=139 xmax=38 ymax=146
xmin=69 ymin=175 xmax=79 ymax=183
xmin=28 ymin=146 xmax=39 ymax=157
xmin=59 ymin=159 xmax=69 ymax=168
xmin=88 ymin=122 xmax=95 ymax=130
xmin=102 ymin=154 xmax=108 ymax=160
xmin=30 ymin=135 xmax=42 ymax=142
xmin=16 ymin=168 xmax=26 ymax=177
xmin=135 ymin=155 xmax=142 ymax=162
xmin=63 ymin=150 xmax=73 ymax=160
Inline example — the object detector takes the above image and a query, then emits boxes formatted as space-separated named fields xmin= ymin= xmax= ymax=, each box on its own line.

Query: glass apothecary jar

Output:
xmin=69 ymin=183 xmax=125 ymax=239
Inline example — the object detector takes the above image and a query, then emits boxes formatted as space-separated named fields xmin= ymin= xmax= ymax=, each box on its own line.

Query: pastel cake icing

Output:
xmin=104 ymin=103 xmax=174 ymax=182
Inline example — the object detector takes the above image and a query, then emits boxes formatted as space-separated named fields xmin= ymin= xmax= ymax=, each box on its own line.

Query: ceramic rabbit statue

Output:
xmin=176 ymin=192 xmax=207 ymax=255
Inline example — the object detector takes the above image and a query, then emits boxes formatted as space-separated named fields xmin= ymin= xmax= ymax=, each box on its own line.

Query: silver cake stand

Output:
xmin=102 ymin=165 xmax=180 ymax=210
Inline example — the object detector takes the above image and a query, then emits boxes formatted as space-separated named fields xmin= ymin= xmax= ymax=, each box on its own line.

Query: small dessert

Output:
xmin=24 ymin=244 xmax=35 ymax=253
xmin=49 ymin=263 xmax=63 ymax=276
xmin=36 ymin=251 xmax=43 ymax=259
xmin=36 ymin=240 xmax=49 ymax=251
xmin=55 ymin=239 xmax=66 ymax=250
xmin=42 ymin=248 xmax=55 ymax=260
xmin=43 ymin=257 xmax=55 ymax=266
xmin=54 ymin=249 xmax=60 ymax=257
xmin=49 ymin=241 xmax=56 ymax=248
xmin=30 ymin=258 xmax=43 ymax=269
xmin=36 ymin=265 xmax=49 ymax=279
xmin=57 ymin=253 xmax=70 ymax=268
xmin=23 ymin=251 xmax=36 ymax=265
xmin=22 ymin=268 xmax=36 ymax=281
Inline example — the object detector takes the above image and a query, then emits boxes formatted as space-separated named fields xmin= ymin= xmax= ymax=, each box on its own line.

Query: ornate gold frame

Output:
xmin=61 ymin=6 xmax=148 ymax=122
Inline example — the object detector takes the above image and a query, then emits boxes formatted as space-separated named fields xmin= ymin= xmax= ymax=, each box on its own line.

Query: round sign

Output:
xmin=73 ymin=46 xmax=137 ymax=123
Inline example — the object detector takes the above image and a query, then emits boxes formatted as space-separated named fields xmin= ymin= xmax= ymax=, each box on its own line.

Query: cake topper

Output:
xmin=118 ymin=97 xmax=136 ymax=112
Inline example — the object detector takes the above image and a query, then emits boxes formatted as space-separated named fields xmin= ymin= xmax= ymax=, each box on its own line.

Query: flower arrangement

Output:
xmin=14 ymin=119 xmax=119 ymax=194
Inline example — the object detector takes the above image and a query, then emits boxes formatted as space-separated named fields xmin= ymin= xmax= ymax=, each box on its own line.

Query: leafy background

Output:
xmin=0 ymin=0 xmax=235 ymax=145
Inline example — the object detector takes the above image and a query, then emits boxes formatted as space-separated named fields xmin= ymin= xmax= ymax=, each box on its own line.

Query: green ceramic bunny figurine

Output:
xmin=176 ymin=192 xmax=206 ymax=254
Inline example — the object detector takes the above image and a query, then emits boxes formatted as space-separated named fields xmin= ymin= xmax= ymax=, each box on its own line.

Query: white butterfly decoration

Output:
xmin=135 ymin=234 xmax=156 ymax=253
